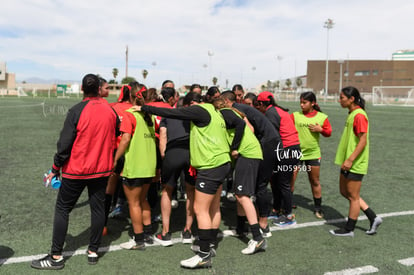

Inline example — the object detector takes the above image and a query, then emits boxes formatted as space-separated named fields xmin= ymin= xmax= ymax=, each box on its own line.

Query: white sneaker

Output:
xmin=226 ymin=192 xmax=236 ymax=202
xmin=366 ymin=216 xmax=383 ymax=235
xmin=171 ymin=199 xmax=179 ymax=209
xmin=260 ymin=225 xmax=272 ymax=238
xmin=241 ymin=239 xmax=267 ymax=255
xmin=180 ymin=254 xmax=212 ymax=269
xmin=120 ymin=238 xmax=145 ymax=250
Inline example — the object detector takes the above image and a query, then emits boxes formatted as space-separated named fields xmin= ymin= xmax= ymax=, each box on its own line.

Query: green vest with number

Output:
xmin=293 ymin=111 xmax=328 ymax=160
xmin=189 ymin=104 xmax=230 ymax=169
xmin=335 ymin=108 xmax=369 ymax=174
xmin=122 ymin=109 xmax=156 ymax=178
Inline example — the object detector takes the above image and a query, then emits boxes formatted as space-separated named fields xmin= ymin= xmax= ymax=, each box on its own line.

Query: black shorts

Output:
xmin=122 ymin=177 xmax=152 ymax=187
xmin=233 ymin=156 xmax=260 ymax=196
xmin=297 ymin=159 xmax=321 ymax=167
xmin=161 ymin=146 xmax=195 ymax=187
xmin=340 ymin=169 xmax=364 ymax=181
xmin=196 ymin=162 xmax=231 ymax=195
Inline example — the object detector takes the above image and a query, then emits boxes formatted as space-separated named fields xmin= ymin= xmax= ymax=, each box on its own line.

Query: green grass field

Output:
xmin=1 ymin=95 xmax=414 ymax=274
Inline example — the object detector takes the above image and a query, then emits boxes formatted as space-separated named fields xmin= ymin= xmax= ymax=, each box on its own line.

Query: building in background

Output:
xmin=0 ymin=62 xmax=16 ymax=90
xmin=392 ymin=49 xmax=414 ymax=60
xmin=307 ymin=60 xmax=414 ymax=94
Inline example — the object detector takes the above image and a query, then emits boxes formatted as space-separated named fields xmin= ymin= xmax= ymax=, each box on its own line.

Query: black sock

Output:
xmin=250 ymin=223 xmax=263 ymax=241
xmin=198 ymin=229 xmax=211 ymax=253
xmin=363 ymin=207 xmax=377 ymax=223
xmin=134 ymin=232 xmax=144 ymax=243
xmin=345 ymin=217 xmax=357 ymax=232
xmin=210 ymin=228 xmax=219 ymax=249
xmin=143 ymin=224 xmax=152 ymax=236
xmin=236 ymin=215 xmax=247 ymax=233
xmin=314 ymin=197 xmax=322 ymax=210
xmin=104 ymin=194 xmax=112 ymax=226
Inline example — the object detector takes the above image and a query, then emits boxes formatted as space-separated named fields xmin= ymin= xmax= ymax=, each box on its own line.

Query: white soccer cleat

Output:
xmin=241 ymin=239 xmax=267 ymax=255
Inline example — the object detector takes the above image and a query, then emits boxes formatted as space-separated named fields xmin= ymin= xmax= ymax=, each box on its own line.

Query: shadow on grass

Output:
xmin=0 ymin=246 xmax=15 ymax=266
xmin=292 ymin=193 xmax=345 ymax=220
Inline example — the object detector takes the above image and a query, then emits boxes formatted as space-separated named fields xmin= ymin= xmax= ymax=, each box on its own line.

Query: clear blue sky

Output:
xmin=1 ymin=0 xmax=413 ymax=88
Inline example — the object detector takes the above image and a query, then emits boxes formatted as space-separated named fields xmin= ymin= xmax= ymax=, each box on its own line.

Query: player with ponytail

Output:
xmin=290 ymin=91 xmax=332 ymax=219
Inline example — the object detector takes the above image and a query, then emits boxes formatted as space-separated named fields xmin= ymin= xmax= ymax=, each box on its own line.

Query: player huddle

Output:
xmin=31 ymin=74 xmax=382 ymax=270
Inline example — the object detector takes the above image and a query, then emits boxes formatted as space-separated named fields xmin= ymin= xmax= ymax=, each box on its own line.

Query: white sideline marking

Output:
xmin=1 ymin=210 xmax=413 ymax=265
xmin=398 ymin=257 xmax=414 ymax=266
xmin=324 ymin=265 xmax=379 ymax=275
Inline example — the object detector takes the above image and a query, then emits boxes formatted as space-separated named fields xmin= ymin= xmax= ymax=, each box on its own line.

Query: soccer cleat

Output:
xmin=226 ymin=192 xmax=236 ymax=202
xmin=154 ymin=232 xmax=173 ymax=247
xmin=329 ymin=228 xmax=354 ymax=237
xmin=108 ymin=205 xmax=124 ymax=219
xmin=171 ymin=199 xmax=179 ymax=209
xmin=241 ymin=238 xmax=267 ymax=255
xmin=190 ymin=244 xmax=217 ymax=257
xmin=222 ymin=228 xmax=248 ymax=238
xmin=273 ymin=214 xmax=296 ymax=227
xmin=120 ymin=238 xmax=146 ymax=250
xmin=260 ymin=225 xmax=272 ymax=238
xmin=31 ymin=254 xmax=65 ymax=270
xmin=87 ymin=251 xmax=99 ymax=265
xmin=314 ymin=209 xmax=325 ymax=219
xmin=144 ymin=234 xmax=154 ymax=245
xmin=181 ymin=230 xmax=193 ymax=244
xmin=366 ymin=216 xmax=383 ymax=235
xmin=180 ymin=252 xmax=212 ymax=269
xmin=268 ymin=210 xmax=282 ymax=221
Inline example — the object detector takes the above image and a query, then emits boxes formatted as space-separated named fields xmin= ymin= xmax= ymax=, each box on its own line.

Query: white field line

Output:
xmin=324 ymin=265 xmax=379 ymax=275
xmin=1 ymin=210 xmax=414 ymax=265
xmin=398 ymin=257 xmax=414 ymax=266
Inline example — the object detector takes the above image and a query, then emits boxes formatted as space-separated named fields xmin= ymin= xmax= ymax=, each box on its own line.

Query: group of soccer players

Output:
xmin=31 ymin=74 xmax=381 ymax=270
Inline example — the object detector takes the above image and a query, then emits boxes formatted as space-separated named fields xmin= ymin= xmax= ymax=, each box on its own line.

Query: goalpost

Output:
xmin=372 ymin=86 xmax=414 ymax=106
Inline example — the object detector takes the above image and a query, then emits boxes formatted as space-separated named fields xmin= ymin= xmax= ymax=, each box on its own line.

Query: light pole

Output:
xmin=338 ymin=59 xmax=344 ymax=92
xmin=323 ymin=18 xmax=334 ymax=102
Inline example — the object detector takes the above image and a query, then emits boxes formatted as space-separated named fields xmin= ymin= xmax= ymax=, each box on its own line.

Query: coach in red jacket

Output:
xmin=31 ymin=74 xmax=119 ymax=270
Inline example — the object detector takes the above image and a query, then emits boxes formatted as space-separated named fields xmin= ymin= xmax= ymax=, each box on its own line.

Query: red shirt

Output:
xmin=110 ymin=101 xmax=133 ymax=147
xmin=53 ymin=97 xmax=117 ymax=179
xmin=352 ymin=107 xmax=368 ymax=135
xmin=265 ymin=105 xmax=299 ymax=148
xmin=120 ymin=111 xmax=137 ymax=136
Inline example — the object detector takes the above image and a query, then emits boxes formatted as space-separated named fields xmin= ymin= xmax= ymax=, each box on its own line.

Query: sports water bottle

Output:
xmin=43 ymin=170 xmax=61 ymax=189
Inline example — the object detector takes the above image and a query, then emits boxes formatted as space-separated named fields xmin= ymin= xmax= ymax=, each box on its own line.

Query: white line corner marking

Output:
xmin=324 ymin=265 xmax=379 ymax=275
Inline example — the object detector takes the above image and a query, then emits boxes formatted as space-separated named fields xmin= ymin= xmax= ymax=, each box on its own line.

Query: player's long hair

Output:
xmin=131 ymin=83 xmax=153 ymax=127
xmin=341 ymin=86 xmax=366 ymax=110
xmin=300 ymin=91 xmax=322 ymax=112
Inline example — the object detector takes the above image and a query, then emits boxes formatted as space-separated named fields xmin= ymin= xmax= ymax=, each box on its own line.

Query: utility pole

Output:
xmin=125 ymin=45 xmax=129 ymax=78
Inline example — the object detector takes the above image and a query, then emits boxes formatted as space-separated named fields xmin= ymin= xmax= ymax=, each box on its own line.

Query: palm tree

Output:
xmin=142 ymin=69 xmax=148 ymax=82
xmin=212 ymin=76 xmax=218 ymax=86
xmin=295 ymin=77 xmax=303 ymax=89
xmin=285 ymin=78 xmax=292 ymax=89
xmin=267 ymin=80 xmax=273 ymax=91
xmin=112 ymin=68 xmax=119 ymax=84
